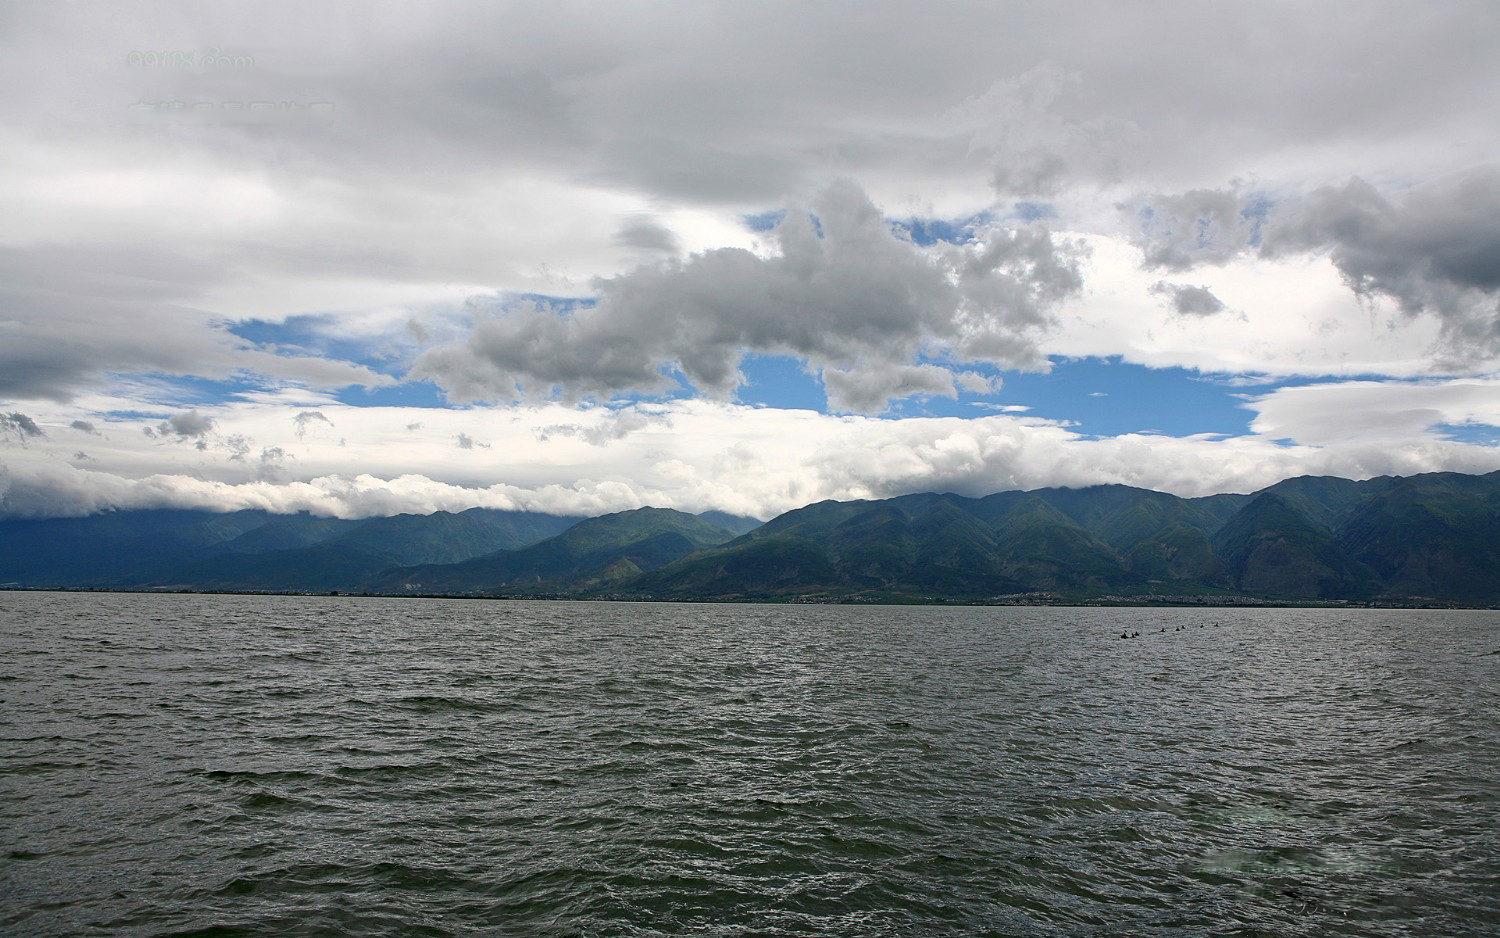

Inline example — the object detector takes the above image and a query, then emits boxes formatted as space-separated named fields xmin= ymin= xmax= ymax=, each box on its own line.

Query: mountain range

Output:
xmin=3 ymin=470 xmax=1499 ymax=605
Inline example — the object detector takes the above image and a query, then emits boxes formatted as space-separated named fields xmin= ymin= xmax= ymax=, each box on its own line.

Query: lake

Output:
xmin=2 ymin=592 xmax=1497 ymax=935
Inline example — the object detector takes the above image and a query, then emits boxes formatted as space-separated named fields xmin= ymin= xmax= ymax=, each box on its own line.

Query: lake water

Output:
xmin=2 ymin=592 xmax=1497 ymax=936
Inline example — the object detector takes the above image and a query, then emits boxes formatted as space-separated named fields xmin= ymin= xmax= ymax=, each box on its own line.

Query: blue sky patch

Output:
xmin=890 ymin=214 xmax=989 ymax=246
xmin=1434 ymin=422 xmax=1500 ymax=444
xmin=736 ymin=354 xmax=825 ymax=411
xmin=742 ymin=210 xmax=786 ymax=232
xmin=1012 ymin=202 xmax=1056 ymax=223
xmin=995 ymin=359 xmax=1263 ymax=437
xmin=732 ymin=354 xmax=1284 ymax=437
xmin=1240 ymin=192 xmax=1273 ymax=247
xmin=227 ymin=315 xmax=409 ymax=374
xmin=336 ymin=381 xmax=449 ymax=409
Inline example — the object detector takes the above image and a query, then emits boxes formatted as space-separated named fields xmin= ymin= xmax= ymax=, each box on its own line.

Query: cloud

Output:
xmin=955 ymin=371 xmax=1002 ymax=394
xmin=0 ymin=462 xmax=662 ymax=522
xmin=817 ymin=363 xmax=1002 ymax=413
xmin=1244 ymin=378 xmax=1500 ymax=445
xmin=822 ymin=363 xmax=966 ymax=414
xmin=613 ymin=216 xmax=681 ymax=256
xmin=946 ymin=62 xmax=1143 ymax=199
xmin=1041 ymin=232 xmax=1492 ymax=380
xmin=257 ymin=446 xmax=291 ymax=481
xmin=69 ymin=420 xmax=98 ymax=434
xmin=1 ymin=412 xmax=45 ymax=443
xmin=1149 ymin=281 xmax=1227 ymax=317
xmin=534 ymin=408 xmax=671 ymax=446
xmin=159 ymin=411 xmax=215 ymax=439
xmin=413 ymin=181 xmax=1083 ymax=413
xmin=1129 ymin=188 xmax=1258 ymax=271
xmin=293 ymin=410 xmax=334 ymax=439
xmin=224 ymin=435 xmax=252 ymax=462
xmin=1263 ymin=168 xmax=1500 ymax=365
xmin=1116 ymin=169 xmax=1500 ymax=372
xmin=0 ymin=1 xmax=1492 ymax=413
xmin=0 ymin=247 xmax=398 ymax=403
xmin=3 ymin=396 xmax=1498 ymax=522
xmin=801 ymin=413 xmax=1500 ymax=505
xmin=974 ymin=403 xmax=1030 ymax=413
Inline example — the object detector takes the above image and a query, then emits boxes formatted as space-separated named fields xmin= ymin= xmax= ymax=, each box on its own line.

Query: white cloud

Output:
xmin=1263 ymin=168 xmax=1500 ymax=366
xmin=3 ymin=394 xmax=1498 ymax=521
xmin=1046 ymin=233 xmax=1492 ymax=378
xmin=413 ymin=181 xmax=1082 ymax=412
xmin=1244 ymin=379 xmax=1500 ymax=445
xmin=292 ymin=410 xmax=334 ymax=439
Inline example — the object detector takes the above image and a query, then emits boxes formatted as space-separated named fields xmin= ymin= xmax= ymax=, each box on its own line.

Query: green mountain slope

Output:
xmin=1337 ymin=472 xmax=1500 ymax=602
xmin=0 ymin=507 xmax=583 ymax=590
xmin=550 ymin=475 xmax=1500 ymax=602
xmin=695 ymin=511 xmax=764 ymax=537
xmin=325 ymin=508 xmax=582 ymax=566
xmin=628 ymin=493 xmax=1122 ymax=600
xmin=361 ymin=507 xmax=738 ymax=594
xmin=1256 ymin=475 xmax=1377 ymax=534
xmin=6 ymin=471 xmax=1500 ymax=603
xmin=217 ymin=514 xmax=353 ymax=553
xmin=0 ymin=509 xmax=282 ymax=587
xmin=1211 ymin=493 xmax=1380 ymax=599
xmin=986 ymin=496 xmax=1138 ymax=591
xmin=149 ymin=543 xmax=400 ymax=593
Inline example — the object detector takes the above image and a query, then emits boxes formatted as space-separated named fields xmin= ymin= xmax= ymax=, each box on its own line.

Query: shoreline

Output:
xmin=3 ymin=584 xmax=1494 ymax=611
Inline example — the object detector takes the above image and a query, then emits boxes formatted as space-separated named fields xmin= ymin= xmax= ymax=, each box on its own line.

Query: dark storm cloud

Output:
xmin=160 ymin=411 xmax=215 ymax=439
xmin=1 ymin=412 xmax=45 ymax=442
xmin=1149 ymin=281 xmax=1227 ymax=317
xmin=1264 ymin=168 xmax=1500 ymax=363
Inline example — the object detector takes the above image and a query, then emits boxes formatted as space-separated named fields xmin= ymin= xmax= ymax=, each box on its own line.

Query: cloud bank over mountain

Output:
xmin=5 ymin=392 xmax=1500 ymax=521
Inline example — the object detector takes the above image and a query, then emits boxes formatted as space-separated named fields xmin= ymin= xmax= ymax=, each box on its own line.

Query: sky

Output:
xmin=2 ymin=0 xmax=1500 ymax=521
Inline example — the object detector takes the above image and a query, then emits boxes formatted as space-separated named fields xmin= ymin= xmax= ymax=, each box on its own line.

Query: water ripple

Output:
xmin=2 ymin=592 xmax=1498 ymax=936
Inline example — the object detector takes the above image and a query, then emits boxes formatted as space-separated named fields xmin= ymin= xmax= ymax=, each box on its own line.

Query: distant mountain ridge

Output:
xmin=0 ymin=507 xmax=589 ymax=590
xmin=361 ymin=507 xmax=745 ymax=594
xmin=623 ymin=471 xmax=1500 ymax=604
xmin=3 ymin=471 xmax=1499 ymax=604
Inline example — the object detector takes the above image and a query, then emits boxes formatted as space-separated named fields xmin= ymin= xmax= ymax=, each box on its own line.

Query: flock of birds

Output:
xmin=1119 ymin=623 xmax=1217 ymax=639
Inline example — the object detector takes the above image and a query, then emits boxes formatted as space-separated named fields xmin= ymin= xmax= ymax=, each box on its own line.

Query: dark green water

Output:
xmin=2 ymin=592 xmax=1497 ymax=936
